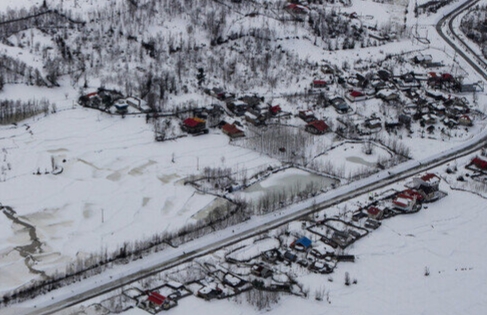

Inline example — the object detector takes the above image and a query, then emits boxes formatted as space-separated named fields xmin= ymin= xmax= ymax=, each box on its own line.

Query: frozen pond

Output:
xmin=346 ymin=156 xmax=377 ymax=167
xmin=191 ymin=197 xmax=233 ymax=221
xmin=235 ymin=168 xmax=338 ymax=201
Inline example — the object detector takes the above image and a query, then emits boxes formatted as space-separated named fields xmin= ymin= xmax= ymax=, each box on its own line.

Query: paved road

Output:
xmin=12 ymin=2 xmax=487 ymax=315
xmin=436 ymin=0 xmax=487 ymax=81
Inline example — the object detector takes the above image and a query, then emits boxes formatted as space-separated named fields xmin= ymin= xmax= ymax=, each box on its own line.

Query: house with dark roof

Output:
xmin=114 ymin=99 xmax=129 ymax=114
xmin=283 ymin=250 xmax=297 ymax=262
xmin=197 ymin=285 xmax=223 ymax=300
xmin=365 ymin=117 xmax=381 ymax=129
xmin=251 ymin=264 xmax=273 ymax=278
xmin=227 ymin=100 xmax=248 ymax=116
xmin=413 ymin=54 xmax=433 ymax=64
xmin=330 ymin=97 xmax=350 ymax=113
xmin=458 ymin=115 xmax=473 ymax=126
xmin=299 ymin=110 xmax=316 ymax=122
xmin=245 ymin=111 xmax=265 ymax=126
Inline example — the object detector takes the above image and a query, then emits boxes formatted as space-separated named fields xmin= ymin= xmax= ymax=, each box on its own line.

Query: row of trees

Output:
xmin=460 ymin=5 xmax=487 ymax=58
xmin=0 ymin=99 xmax=53 ymax=125
xmin=0 ymin=55 xmax=46 ymax=86
xmin=235 ymin=125 xmax=318 ymax=165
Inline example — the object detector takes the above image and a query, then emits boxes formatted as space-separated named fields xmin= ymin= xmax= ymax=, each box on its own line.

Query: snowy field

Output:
xmin=1 ymin=0 xmax=487 ymax=312
xmin=310 ymin=142 xmax=392 ymax=177
xmin=0 ymin=93 xmax=280 ymax=295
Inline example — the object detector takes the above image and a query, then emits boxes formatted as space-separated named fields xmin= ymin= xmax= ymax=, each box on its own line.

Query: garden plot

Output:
xmin=324 ymin=219 xmax=367 ymax=236
xmin=226 ymin=237 xmax=280 ymax=263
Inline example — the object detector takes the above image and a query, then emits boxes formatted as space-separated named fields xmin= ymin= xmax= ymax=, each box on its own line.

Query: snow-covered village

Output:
xmin=1 ymin=0 xmax=487 ymax=314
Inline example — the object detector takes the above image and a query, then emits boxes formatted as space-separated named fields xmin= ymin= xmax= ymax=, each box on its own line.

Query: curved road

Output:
xmin=12 ymin=2 xmax=487 ymax=315
xmin=436 ymin=0 xmax=487 ymax=81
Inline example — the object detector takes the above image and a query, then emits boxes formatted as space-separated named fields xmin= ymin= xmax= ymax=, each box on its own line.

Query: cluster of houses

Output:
xmin=98 ymin=170 xmax=449 ymax=313
xmin=332 ymin=55 xmax=480 ymax=133
xmin=78 ymin=89 xmax=150 ymax=114
xmin=208 ymin=89 xmax=285 ymax=124
xmin=351 ymin=173 xmax=446 ymax=231
xmin=298 ymin=109 xmax=331 ymax=135
xmin=117 ymin=282 xmax=190 ymax=314
xmin=250 ymin=236 xmax=339 ymax=276
xmin=204 ymin=87 xmax=298 ymax=138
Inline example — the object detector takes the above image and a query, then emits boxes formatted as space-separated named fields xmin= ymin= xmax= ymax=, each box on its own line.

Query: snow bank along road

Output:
xmin=15 ymin=3 xmax=487 ymax=315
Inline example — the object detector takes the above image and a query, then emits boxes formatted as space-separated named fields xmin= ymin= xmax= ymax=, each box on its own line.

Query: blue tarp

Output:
xmin=295 ymin=236 xmax=312 ymax=249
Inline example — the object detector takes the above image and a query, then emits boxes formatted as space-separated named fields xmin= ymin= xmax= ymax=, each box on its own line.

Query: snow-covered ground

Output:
xmin=44 ymin=163 xmax=487 ymax=315
xmin=0 ymin=93 xmax=281 ymax=294
xmin=1 ymin=0 xmax=487 ymax=312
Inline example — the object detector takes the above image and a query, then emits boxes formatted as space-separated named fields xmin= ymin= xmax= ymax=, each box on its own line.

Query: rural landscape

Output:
xmin=1 ymin=0 xmax=487 ymax=314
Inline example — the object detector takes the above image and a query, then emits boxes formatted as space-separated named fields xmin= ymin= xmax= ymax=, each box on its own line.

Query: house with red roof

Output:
xmin=410 ymin=173 xmax=442 ymax=202
xmin=472 ymin=157 xmax=487 ymax=170
xmin=345 ymin=90 xmax=367 ymax=102
xmin=401 ymin=189 xmax=424 ymax=203
xmin=182 ymin=117 xmax=207 ymax=134
xmin=139 ymin=291 xmax=174 ymax=312
xmin=305 ymin=120 xmax=329 ymax=135
xmin=366 ymin=206 xmax=383 ymax=220
xmin=270 ymin=105 xmax=282 ymax=115
xmin=413 ymin=173 xmax=441 ymax=191
xmin=441 ymin=73 xmax=454 ymax=82
xmin=222 ymin=123 xmax=245 ymax=138
xmin=197 ymin=284 xmax=223 ymax=300
xmin=312 ymin=80 xmax=327 ymax=88
xmin=392 ymin=194 xmax=416 ymax=212
xmin=284 ymin=3 xmax=309 ymax=15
